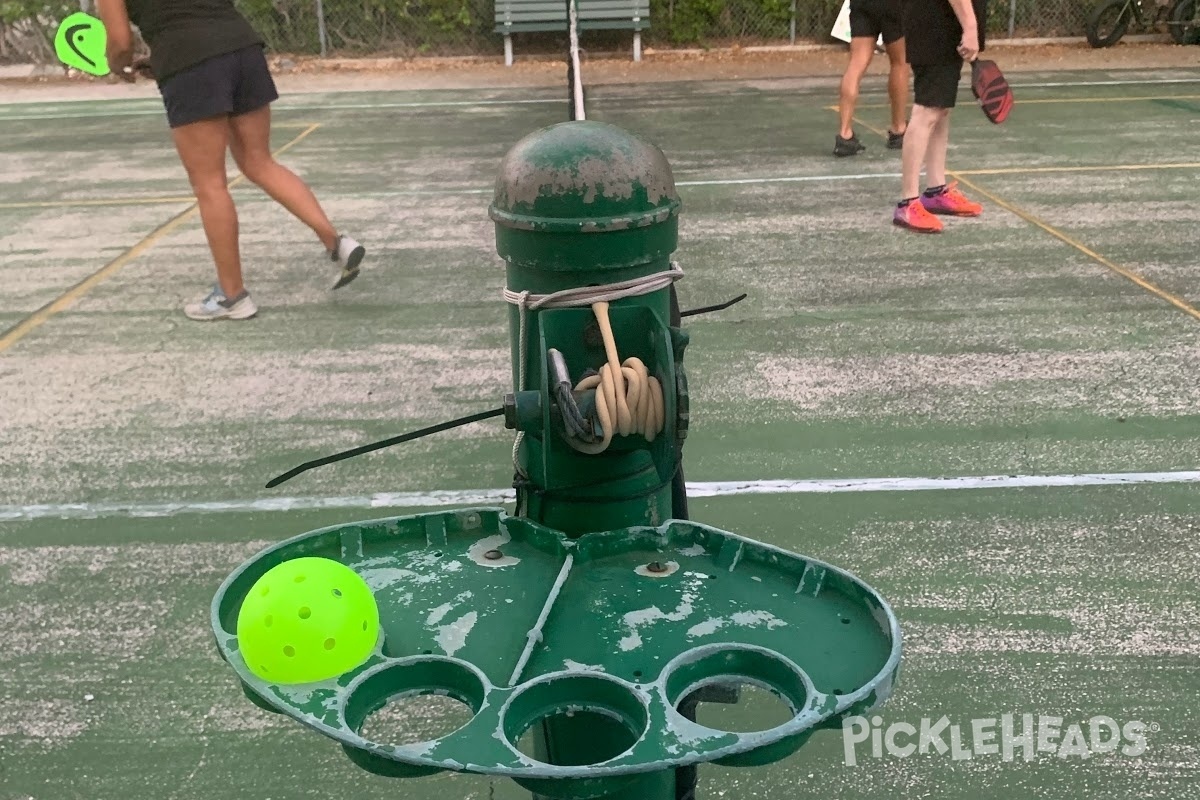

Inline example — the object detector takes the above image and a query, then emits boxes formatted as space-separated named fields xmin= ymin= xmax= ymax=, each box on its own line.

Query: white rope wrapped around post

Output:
xmin=503 ymin=263 xmax=683 ymax=471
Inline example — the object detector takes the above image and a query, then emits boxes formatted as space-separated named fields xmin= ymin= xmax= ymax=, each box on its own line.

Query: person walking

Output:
xmin=835 ymin=0 xmax=909 ymax=157
xmin=892 ymin=0 xmax=987 ymax=233
xmin=96 ymin=0 xmax=366 ymax=320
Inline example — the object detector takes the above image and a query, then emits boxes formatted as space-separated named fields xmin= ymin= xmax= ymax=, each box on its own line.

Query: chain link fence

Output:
xmin=0 ymin=1 xmax=1142 ymax=65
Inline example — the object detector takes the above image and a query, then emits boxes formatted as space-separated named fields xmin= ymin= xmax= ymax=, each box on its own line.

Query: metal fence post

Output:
xmin=316 ymin=0 xmax=329 ymax=56
xmin=1008 ymin=0 xmax=1017 ymax=37
xmin=790 ymin=0 xmax=797 ymax=44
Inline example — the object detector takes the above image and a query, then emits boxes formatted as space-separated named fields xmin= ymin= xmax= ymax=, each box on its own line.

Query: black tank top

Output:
xmin=126 ymin=0 xmax=263 ymax=82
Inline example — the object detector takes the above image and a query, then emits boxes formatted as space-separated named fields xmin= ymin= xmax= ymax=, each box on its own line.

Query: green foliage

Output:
xmin=652 ymin=0 xmax=815 ymax=45
xmin=234 ymin=0 xmax=491 ymax=53
xmin=1 ymin=0 xmax=75 ymax=25
xmin=1 ymin=0 xmax=1101 ymax=58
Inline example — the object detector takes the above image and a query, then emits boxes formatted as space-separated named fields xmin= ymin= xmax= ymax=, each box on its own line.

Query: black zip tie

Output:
xmin=266 ymin=407 xmax=504 ymax=488
xmin=679 ymin=293 xmax=747 ymax=318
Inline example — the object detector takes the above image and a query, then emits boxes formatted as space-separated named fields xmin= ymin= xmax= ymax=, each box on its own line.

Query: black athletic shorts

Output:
xmin=849 ymin=0 xmax=903 ymax=44
xmin=158 ymin=44 xmax=279 ymax=129
xmin=912 ymin=61 xmax=962 ymax=108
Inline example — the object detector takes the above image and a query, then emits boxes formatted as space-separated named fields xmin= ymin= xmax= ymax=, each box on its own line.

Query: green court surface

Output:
xmin=2 ymin=67 xmax=1199 ymax=799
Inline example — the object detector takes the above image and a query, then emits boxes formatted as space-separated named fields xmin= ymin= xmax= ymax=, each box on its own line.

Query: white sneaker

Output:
xmin=184 ymin=286 xmax=258 ymax=321
xmin=329 ymin=234 xmax=365 ymax=289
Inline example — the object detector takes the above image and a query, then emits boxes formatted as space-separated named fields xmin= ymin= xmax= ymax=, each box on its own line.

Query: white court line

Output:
xmin=2 ymin=471 xmax=1197 ymax=521
xmin=677 ymin=172 xmax=898 ymax=187
xmin=277 ymin=171 xmax=895 ymax=198
xmin=249 ymin=172 xmax=900 ymax=199
xmin=1013 ymin=77 xmax=1200 ymax=88
xmin=3 ymin=76 xmax=1200 ymax=121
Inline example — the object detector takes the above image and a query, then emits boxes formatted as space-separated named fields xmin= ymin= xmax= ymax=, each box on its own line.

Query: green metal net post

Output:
xmin=491 ymin=119 xmax=690 ymax=798
xmin=208 ymin=118 xmax=901 ymax=800
xmin=492 ymin=120 xmax=686 ymax=539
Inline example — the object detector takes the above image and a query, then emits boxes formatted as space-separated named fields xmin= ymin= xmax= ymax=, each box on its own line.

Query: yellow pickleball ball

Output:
xmin=236 ymin=557 xmax=380 ymax=684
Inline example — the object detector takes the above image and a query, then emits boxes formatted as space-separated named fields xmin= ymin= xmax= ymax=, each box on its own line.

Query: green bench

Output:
xmin=494 ymin=0 xmax=650 ymax=66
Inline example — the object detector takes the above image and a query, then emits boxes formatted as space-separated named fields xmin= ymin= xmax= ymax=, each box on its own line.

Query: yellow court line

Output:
xmin=957 ymin=162 xmax=1200 ymax=176
xmin=837 ymin=108 xmax=1200 ymax=177
xmin=949 ymin=174 xmax=1200 ymax=323
xmin=852 ymin=116 xmax=889 ymax=139
xmin=0 ymin=123 xmax=322 ymax=354
xmin=0 ymin=196 xmax=196 ymax=210
xmin=844 ymin=113 xmax=1200 ymax=324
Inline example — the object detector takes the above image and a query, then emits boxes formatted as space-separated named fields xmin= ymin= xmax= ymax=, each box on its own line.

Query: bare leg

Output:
xmin=901 ymin=104 xmax=941 ymax=199
xmin=229 ymin=105 xmax=338 ymax=252
xmin=838 ymin=38 xmax=877 ymax=139
xmin=924 ymin=108 xmax=952 ymax=189
xmin=884 ymin=38 xmax=909 ymax=134
xmin=171 ymin=116 xmax=243 ymax=298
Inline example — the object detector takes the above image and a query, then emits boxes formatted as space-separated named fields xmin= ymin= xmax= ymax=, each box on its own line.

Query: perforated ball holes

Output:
xmin=236 ymin=557 xmax=381 ymax=684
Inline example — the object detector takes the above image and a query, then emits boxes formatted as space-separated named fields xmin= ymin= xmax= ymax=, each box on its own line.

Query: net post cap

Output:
xmin=489 ymin=121 xmax=681 ymax=234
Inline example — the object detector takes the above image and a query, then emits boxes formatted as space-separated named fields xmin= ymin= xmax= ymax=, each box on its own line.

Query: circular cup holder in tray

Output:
xmin=340 ymin=657 xmax=490 ymax=778
xmin=661 ymin=644 xmax=821 ymax=768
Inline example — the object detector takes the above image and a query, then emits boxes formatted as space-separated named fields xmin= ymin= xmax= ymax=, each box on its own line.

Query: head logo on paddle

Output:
xmin=54 ymin=12 xmax=110 ymax=76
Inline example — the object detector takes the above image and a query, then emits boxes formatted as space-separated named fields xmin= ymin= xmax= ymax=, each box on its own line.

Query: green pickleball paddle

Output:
xmin=55 ymin=12 xmax=110 ymax=76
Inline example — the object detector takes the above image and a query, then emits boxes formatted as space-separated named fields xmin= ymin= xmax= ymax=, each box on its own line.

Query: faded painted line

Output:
xmin=679 ymin=161 xmax=1200 ymax=185
xmin=846 ymin=93 xmax=1200 ymax=110
xmin=5 ymin=76 xmax=1199 ymax=122
xmin=0 ymin=97 xmax=563 ymax=122
xmin=4 ymin=472 xmax=1199 ymax=521
xmin=850 ymin=115 xmax=890 ymax=140
xmin=958 ymin=162 xmax=1200 ymax=176
xmin=1014 ymin=77 xmax=1200 ymax=88
xmin=0 ymin=196 xmax=195 ymax=210
xmin=0 ymin=124 xmax=321 ymax=354
xmin=9 ymin=162 xmax=1200 ymax=213
xmin=845 ymin=112 xmax=1200 ymax=323
xmin=950 ymin=173 xmax=1200 ymax=323
xmin=0 ymin=173 xmax=906 ymax=210
xmin=676 ymin=172 xmax=899 ymax=187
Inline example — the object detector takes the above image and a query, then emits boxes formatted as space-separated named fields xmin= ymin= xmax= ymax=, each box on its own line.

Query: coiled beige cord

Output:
xmin=569 ymin=301 xmax=664 ymax=454
xmin=504 ymin=263 xmax=683 ymax=473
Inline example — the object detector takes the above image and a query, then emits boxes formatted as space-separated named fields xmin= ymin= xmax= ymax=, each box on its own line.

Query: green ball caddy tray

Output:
xmin=211 ymin=508 xmax=901 ymax=799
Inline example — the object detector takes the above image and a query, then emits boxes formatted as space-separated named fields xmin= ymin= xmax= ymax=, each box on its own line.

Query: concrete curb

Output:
xmin=0 ymin=63 xmax=62 ymax=79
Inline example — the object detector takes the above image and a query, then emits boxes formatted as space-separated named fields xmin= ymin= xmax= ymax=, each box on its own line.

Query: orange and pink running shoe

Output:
xmin=919 ymin=182 xmax=983 ymax=216
xmin=893 ymin=199 xmax=944 ymax=233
